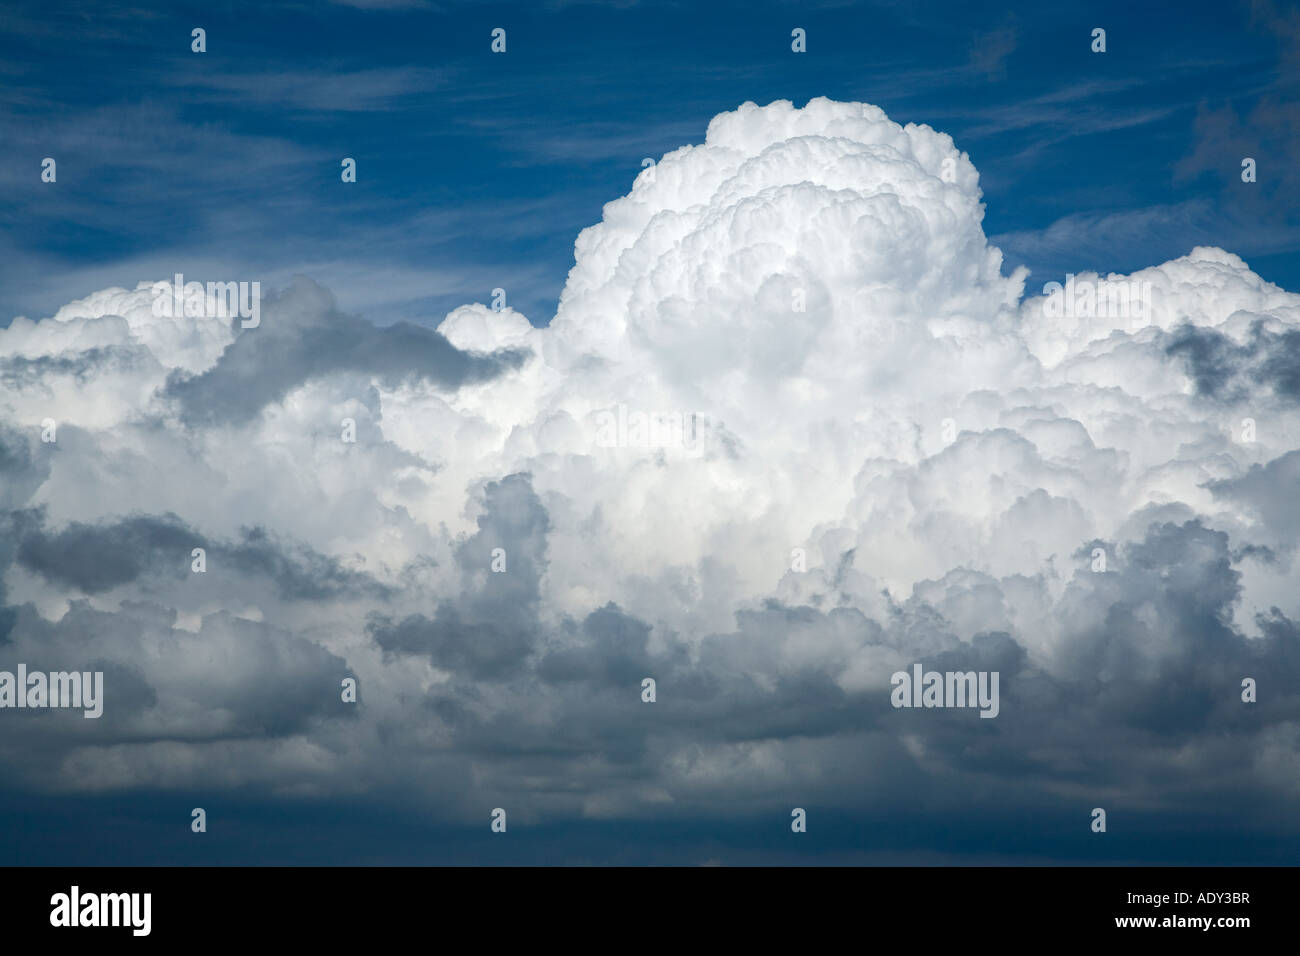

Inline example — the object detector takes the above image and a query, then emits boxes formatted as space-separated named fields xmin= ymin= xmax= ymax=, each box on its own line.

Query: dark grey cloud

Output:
xmin=163 ymin=278 xmax=529 ymax=427
xmin=0 ymin=599 xmax=353 ymax=789
xmin=1164 ymin=321 xmax=1300 ymax=401
xmin=15 ymin=510 xmax=391 ymax=600
xmin=387 ymin=513 xmax=1300 ymax=829
xmin=537 ymin=603 xmax=659 ymax=685
xmin=1209 ymin=448 xmax=1300 ymax=544
xmin=369 ymin=472 xmax=549 ymax=679
xmin=223 ymin=525 xmax=394 ymax=602
xmin=302 ymin=467 xmax=1300 ymax=844
xmin=0 ymin=426 xmax=49 ymax=632
xmin=0 ymin=346 xmax=152 ymax=390
xmin=15 ymin=510 xmax=193 ymax=594
xmin=370 ymin=605 xmax=534 ymax=680
xmin=3 ymin=457 xmax=1300 ymax=861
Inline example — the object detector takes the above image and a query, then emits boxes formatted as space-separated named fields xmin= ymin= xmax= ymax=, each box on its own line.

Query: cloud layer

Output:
xmin=3 ymin=97 xmax=1300 ymax=861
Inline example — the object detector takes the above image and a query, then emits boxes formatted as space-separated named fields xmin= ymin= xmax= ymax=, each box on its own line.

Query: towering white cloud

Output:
xmin=3 ymin=98 xmax=1300 ymax=836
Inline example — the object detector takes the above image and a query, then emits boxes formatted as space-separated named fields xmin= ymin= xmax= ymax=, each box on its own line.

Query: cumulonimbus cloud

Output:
xmin=2 ymin=97 xmax=1299 ymax=858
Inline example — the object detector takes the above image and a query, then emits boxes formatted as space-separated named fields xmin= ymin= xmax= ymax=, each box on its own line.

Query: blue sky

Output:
xmin=3 ymin=0 xmax=1297 ymax=327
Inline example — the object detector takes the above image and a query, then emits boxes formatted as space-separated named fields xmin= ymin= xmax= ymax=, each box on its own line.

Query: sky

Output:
xmin=2 ymin=0 xmax=1300 ymax=866
xmin=3 ymin=0 xmax=1298 ymax=328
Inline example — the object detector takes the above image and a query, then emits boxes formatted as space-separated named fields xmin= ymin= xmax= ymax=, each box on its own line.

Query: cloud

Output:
xmin=968 ymin=16 xmax=1018 ymax=80
xmin=1164 ymin=322 xmax=1300 ymax=402
xmin=161 ymin=277 xmax=529 ymax=427
xmin=1175 ymin=6 xmax=1300 ymax=229
xmin=4 ymin=97 xmax=1300 ymax=861
xmin=15 ymin=510 xmax=392 ymax=601
xmin=181 ymin=67 xmax=450 ymax=113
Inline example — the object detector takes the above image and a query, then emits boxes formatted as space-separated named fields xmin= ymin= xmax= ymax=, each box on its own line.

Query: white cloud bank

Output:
xmin=3 ymin=98 xmax=1299 ymax=827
